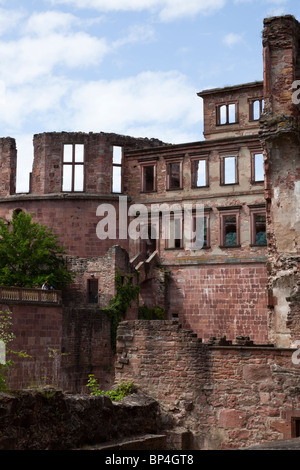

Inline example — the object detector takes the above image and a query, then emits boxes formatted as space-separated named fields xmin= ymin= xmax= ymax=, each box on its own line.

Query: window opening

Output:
xmin=88 ymin=279 xmax=98 ymax=304
xmin=250 ymin=99 xmax=264 ymax=121
xmin=254 ymin=214 xmax=267 ymax=245
xmin=221 ymin=156 xmax=237 ymax=185
xmin=253 ymin=153 xmax=264 ymax=182
xmin=224 ymin=215 xmax=237 ymax=246
xmin=142 ymin=165 xmax=155 ymax=192
xmin=167 ymin=161 xmax=182 ymax=190
xmin=217 ymin=102 xmax=237 ymax=125
xmin=219 ymin=209 xmax=240 ymax=248
xmin=192 ymin=159 xmax=208 ymax=188
xmin=192 ymin=215 xmax=209 ymax=248
xmin=112 ymin=146 xmax=123 ymax=193
xmin=167 ymin=216 xmax=182 ymax=249
xmin=62 ymin=144 xmax=84 ymax=192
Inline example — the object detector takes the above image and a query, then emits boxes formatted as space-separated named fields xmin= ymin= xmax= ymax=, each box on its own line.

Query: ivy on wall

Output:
xmin=103 ymin=270 xmax=140 ymax=352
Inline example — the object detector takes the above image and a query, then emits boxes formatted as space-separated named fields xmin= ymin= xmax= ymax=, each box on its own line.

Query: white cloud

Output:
xmin=0 ymin=32 xmax=110 ymax=87
xmin=223 ymin=33 xmax=243 ymax=47
xmin=24 ymin=10 xmax=77 ymax=36
xmin=49 ymin=0 xmax=227 ymax=21
xmin=67 ymin=71 xmax=201 ymax=141
xmin=0 ymin=7 xmax=25 ymax=35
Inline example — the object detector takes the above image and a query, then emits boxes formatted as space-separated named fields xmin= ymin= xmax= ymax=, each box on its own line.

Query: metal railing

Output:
xmin=0 ymin=286 xmax=62 ymax=304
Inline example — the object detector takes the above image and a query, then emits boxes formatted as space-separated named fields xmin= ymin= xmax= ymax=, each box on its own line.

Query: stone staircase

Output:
xmin=80 ymin=433 xmax=168 ymax=450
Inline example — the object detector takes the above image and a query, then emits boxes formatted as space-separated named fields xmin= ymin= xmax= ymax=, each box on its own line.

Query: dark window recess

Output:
xmin=254 ymin=214 xmax=267 ymax=245
xmin=88 ymin=279 xmax=98 ymax=304
xmin=168 ymin=162 xmax=181 ymax=189
xmin=144 ymin=165 xmax=155 ymax=192
xmin=224 ymin=215 xmax=237 ymax=246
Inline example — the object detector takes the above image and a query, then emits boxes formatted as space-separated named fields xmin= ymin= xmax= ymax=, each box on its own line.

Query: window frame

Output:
xmin=140 ymin=160 xmax=157 ymax=193
xmin=163 ymin=211 xmax=183 ymax=250
xmin=251 ymin=151 xmax=264 ymax=184
xmin=166 ymin=158 xmax=183 ymax=191
xmin=216 ymin=101 xmax=238 ymax=126
xmin=191 ymin=155 xmax=209 ymax=188
xmin=249 ymin=98 xmax=264 ymax=121
xmin=249 ymin=205 xmax=267 ymax=247
xmin=62 ymin=143 xmax=85 ymax=193
xmin=220 ymin=154 xmax=239 ymax=186
xmin=112 ymin=146 xmax=123 ymax=194
xmin=191 ymin=210 xmax=211 ymax=249
xmin=218 ymin=206 xmax=241 ymax=248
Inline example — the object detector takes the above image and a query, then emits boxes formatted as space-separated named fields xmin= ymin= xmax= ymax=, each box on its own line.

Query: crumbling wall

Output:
xmin=115 ymin=320 xmax=300 ymax=450
xmin=0 ymin=389 xmax=161 ymax=450
xmin=260 ymin=15 xmax=300 ymax=347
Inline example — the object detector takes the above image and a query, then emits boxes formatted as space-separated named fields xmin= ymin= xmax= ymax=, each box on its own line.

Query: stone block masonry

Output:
xmin=115 ymin=320 xmax=300 ymax=450
xmin=167 ymin=262 xmax=268 ymax=344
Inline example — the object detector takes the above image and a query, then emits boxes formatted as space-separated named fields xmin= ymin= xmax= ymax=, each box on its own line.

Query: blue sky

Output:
xmin=0 ymin=0 xmax=299 ymax=192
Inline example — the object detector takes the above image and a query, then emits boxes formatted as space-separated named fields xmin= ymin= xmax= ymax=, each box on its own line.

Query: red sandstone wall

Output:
xmin=116 ymin=320 xmax=300 ymax=450
xmin=0 ymin=198 xmax=128 ymax=259
xmin=1 ymin=302 xmax=63 ymax=390
xmin=167 ymin=262 xmax=268 ymax=344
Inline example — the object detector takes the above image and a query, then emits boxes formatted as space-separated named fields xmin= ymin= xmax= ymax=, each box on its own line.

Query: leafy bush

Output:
xmin=86 ymin=374 xmax=136 ymax=401
xmin=138 ymin=304 xmax=165 ymax=320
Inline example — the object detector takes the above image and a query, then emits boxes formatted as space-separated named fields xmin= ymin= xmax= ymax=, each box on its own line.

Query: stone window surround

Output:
xmin=248 ymin=204 xmax=267 ymax=246
xmin=215 ymin=100 xmax=239 ymax=126
xmin=217 ymin=206 xmax=241 ymax=248
xmin=62 ymin=143 xmax=85 ymax=192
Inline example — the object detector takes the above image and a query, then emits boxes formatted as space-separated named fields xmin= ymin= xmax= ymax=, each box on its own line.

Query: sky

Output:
xmin=0 ymin=0 xmax=300 ymax=192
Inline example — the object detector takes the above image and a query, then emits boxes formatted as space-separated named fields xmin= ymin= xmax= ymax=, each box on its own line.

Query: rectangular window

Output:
xmin=87 ymin=278 xmax=98 ymax=304
xmin=192 ymin=213 xmax=210 ymax=249
xmin=192 ymin=158 xmax=208 ymax=188
xmin=219 ymin=208 xmax=240 ymax=247
xmin=141 ymin=162 xmax=156 ymax=192
xmin=62 ymin=143 xmax=84 ymax=192
xmin=216 ymin=102 xmax=238 ymax=126
xmin=112 ymin=146 xmax=123 ymax=193
xmin=220 ymin=155 xmax=238 ymax=185
xmin=249 ymin=206 xmax=267 ymax=246
xmin=165 ymin=215 xmax=183 ymax=249
xmin=167 ymin=160 xmax=182 ymax=190
xmin=249 ymin=98 xmax=264 ymax=121
xmin=251 ymin=152 xmax=264 ymax=183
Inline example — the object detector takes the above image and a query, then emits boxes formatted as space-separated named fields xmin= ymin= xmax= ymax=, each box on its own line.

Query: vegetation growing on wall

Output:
xmin=138 ymin=304 xmax=165 ymax=320
xmin=103 ymin=270 xmax=139 ymax=352
xmin=86 ymin=374 xmax=136 ymax=401
xmin=0 ymin=309 xmax=29 ymax=391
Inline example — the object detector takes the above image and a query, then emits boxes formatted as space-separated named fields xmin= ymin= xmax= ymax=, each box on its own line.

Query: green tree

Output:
xmin=0 ymin=211 xmax=74 ymax=289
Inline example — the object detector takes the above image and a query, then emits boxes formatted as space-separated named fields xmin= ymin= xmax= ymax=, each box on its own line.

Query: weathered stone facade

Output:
xmin=0 ymin=13 xmax=299 ymax=450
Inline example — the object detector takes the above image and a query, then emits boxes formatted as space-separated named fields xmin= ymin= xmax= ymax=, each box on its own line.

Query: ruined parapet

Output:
xmin=30 ymin=131 xmax=167 ymax=195
xmin=260 ymin=15 xmax=300 ymax=347
xmin=0 ymin=137 xmax=17 ymax=196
